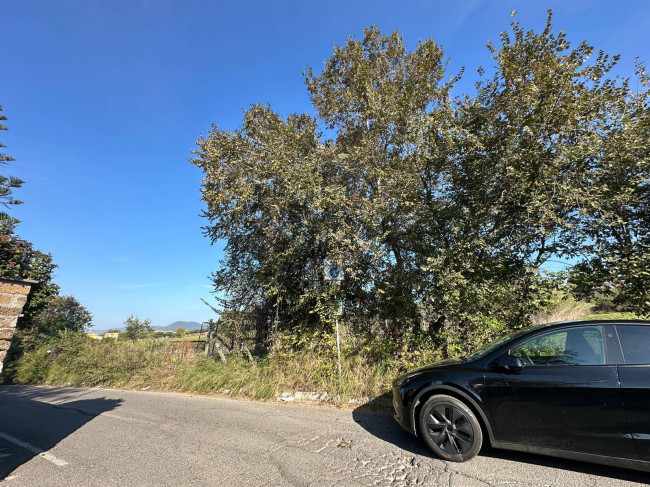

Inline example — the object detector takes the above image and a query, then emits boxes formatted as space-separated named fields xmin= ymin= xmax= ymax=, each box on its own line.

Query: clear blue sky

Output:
xmin=2 ymin=1 xmax=649 ymax=329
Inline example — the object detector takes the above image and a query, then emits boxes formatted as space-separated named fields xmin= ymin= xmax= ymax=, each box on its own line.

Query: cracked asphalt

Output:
xmin=0 ymin=385 xmax=647 ymax=486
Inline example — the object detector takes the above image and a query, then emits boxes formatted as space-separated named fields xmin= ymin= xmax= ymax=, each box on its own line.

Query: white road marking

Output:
xmin=0 ymin=431 xmax=68 ymax=467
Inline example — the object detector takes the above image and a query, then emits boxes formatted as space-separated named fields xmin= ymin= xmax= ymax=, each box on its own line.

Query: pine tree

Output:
xmin=0 ymin=105 xmax=23 ymax=225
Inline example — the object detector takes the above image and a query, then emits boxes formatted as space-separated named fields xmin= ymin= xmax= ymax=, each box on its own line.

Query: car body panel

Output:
xmin=392 ymin=319 xmax=650 ymax=472
xmin=614 ymin=324 xmax=650 ymax=460
xmin=501 ymin=365 xmax=635 ymax=458
xmin=619 ymin=366 xmax=650 ymax=460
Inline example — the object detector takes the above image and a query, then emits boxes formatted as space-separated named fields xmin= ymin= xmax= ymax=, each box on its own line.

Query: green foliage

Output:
xmin=0 ymin=105 xmax=23 ymax=225
xmin=582 ymin=311 xmax=640 ymax=320
xmin=0 ymin=220 xmax=59 ymax=331
xmin=192 ymin=11 xmax=650 ymax=350
xmin=31 ymin=295 xmax=92 ymax=335
xmin=6 ymin=332 xmax=170 ymax=387
xmin=10 ymin=346 xmax=52 ymax=384
xmin=4 ymin=309 xmax=624 ymax=399
xmin=5 ymin=330 xmax=442 ymax=400
xmin=563 ymin=52 xmax=650 ymax=317
xmin=123 ymin=315 xmax=153 ymax=340
xmin=0 ymin=104 xmax=58 ymax=331
xmin=175 ymin=327 xmax=186 ymax=337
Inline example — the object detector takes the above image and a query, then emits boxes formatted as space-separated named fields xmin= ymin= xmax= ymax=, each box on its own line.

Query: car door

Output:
xmin=503 ymin=325 xmax=636 ymax=459
xmin=616 ymin=324 xmax=650 ymax=460
xmin=477 ymin=367 xmax=523 ymax=444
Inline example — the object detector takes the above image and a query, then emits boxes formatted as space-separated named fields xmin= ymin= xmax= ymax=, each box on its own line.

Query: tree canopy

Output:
xmin=192 ymin=12 xmax=650 ymax=352
xmin=0 ymin=221 xmax=59 ymax=332
xmin=0 ymin=105 xmax=23 ymax=226
xmin=123 ymin=315 xmax=153 ymax=340
xmin=31 ymin=295 xmax=93 ymax=335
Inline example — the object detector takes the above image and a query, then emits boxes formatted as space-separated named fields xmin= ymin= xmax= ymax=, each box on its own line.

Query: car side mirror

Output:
xmin=493 ymin=354 xmax=524 ymax=373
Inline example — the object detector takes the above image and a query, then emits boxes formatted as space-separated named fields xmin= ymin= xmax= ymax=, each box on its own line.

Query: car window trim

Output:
xmin=605 ymin=324 xmax=625 ymax=365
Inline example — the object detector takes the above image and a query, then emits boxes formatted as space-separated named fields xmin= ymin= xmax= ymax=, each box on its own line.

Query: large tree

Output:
xmin=569 ymin=60 xmax=650 ymax=317
xmin=424 ymin=12 xmax=640 ymax=334
xmin=32 ymin=295 xmax=93 ymax=335
xmin=193 ymin=28 xmax=456 ymax=338
xmin=192 ymin=12 xmax=650 ymax=350
xmin=305 ymin=26 xmax=458 ymax=331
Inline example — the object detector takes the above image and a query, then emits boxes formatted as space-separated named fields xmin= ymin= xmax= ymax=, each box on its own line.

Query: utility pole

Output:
xmin=324 ymin=258 xmax=345 ymax=377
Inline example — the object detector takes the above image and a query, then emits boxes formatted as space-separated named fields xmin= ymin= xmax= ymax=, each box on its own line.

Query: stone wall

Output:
xmin=0 ymin=277 xmax=34 ymax=373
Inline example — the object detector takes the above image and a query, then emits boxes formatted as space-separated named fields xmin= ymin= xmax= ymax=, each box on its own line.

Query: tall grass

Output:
xmin=8 ymin=333 xmax=186 ymax=388
xmin=6 ymin=305 xmax=636 ymax=403
xmin=530 ymin=293 xmax=593 ymax=324
xmin=3 ymin=332 xmax=442 ymax=402
xmin=531 ymin=293 xmax=640 ymax=324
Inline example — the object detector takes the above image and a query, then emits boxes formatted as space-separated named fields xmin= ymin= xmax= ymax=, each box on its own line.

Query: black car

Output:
xmin=392 ymin=319 xmax=650 ymax=471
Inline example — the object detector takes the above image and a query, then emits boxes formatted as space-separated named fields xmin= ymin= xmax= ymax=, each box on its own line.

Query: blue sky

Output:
xmin=2 ymin=1 xmax=649 ymax=329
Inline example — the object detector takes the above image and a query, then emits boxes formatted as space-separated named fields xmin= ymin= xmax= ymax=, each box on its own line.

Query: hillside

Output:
xmin=153 ymin=321 xmax=202 ymax=332
xmin=95 ymin=321 xmax=202 ymax=334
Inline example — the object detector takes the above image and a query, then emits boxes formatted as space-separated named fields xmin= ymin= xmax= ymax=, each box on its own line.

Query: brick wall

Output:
xmin=0 ymin=277 xmax=35 ymax=374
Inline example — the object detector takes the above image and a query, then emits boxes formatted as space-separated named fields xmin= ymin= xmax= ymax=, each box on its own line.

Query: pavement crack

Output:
xmin=48 ymin=403 xmax=99 ymax=418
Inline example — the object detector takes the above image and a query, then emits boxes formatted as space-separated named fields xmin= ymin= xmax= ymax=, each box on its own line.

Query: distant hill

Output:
xmin=95 ymin=320 xmax=202 ymax=335
xmin=152 ymin=321 xmax=202 ymax=331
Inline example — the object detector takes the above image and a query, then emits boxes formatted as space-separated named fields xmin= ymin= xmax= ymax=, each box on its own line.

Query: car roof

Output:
xmin=507 ymin=319 xmax=650 ymax=341
xmin=531 ymin=319 xmax=650 ymax=331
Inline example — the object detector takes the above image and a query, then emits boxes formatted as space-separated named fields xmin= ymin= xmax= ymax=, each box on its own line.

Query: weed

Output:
xmin=5 ymin=306 xmax=634 ymax=403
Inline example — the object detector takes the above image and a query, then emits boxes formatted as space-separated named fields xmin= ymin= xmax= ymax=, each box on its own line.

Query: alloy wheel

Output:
xmin=419 ymin=394 xmax=483 ymax=462
xmin=425 ymin=403 xmax=474 ymax=454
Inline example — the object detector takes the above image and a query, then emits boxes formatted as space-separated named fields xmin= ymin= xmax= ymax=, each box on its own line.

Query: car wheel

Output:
xmin=419 ymin=394 xmax=482 ymax=462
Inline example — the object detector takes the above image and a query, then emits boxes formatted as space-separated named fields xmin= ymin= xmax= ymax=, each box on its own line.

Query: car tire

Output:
xmin=419 ymin=394 xmax=483 ymax=462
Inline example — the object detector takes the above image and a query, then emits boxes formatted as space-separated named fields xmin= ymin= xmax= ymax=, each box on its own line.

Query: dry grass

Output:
xmin=7 ymin=304 xmax=635 ymax=404
xmin=4 ymin=333 xmax=432 ymax=403
xmin=531 ymin=295 xmax=641 ymax=324
xmin=531 ymin=296 xmax=594 ymax=324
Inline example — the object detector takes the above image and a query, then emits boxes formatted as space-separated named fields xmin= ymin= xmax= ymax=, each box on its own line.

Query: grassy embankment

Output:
xmin=3 ymin=332 xmax=417 ymax=403
xmin=3 ymin=304 xmax=640 ymax=404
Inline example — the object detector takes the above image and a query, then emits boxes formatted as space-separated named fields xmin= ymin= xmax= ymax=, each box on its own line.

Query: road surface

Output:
xmin=0 ymin=385 xmax=647 ymax=486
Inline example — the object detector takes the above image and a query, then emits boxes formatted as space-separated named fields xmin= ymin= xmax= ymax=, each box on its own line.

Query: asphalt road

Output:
xmin=0 ymin=385 xmax=647 ymax=486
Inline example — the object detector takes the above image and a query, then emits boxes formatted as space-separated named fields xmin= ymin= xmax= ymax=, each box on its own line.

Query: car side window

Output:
xmin=511 ymin=326 xmax=605 ymax=366
xmin=616 ymin=325 xmax=650 ymax=365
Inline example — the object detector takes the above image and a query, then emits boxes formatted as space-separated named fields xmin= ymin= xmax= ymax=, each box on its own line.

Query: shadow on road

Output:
xmin=0 ymin=387 xmax=122 ymax=480
xmin=352 ymin=394 xmax=431 ymax=458
xmin=352 ymin=395 xmax=649 ymax=484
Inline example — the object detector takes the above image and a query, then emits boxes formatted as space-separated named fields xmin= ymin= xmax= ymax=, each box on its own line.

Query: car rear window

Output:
xmin=616 ymin=325 xmax=650 ymax=365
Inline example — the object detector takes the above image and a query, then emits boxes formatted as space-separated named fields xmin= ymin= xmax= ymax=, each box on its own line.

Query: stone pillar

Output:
xmin=0 ymin=277 xmax=35 ymax=374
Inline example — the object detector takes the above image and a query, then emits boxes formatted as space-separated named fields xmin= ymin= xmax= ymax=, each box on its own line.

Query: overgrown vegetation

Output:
xmin=123 ymin=315 xmax=153 ymax=340
xmin=3 ymin=13 xmax=648 ymax=403
xmin=3 ymin=331 xmax=442 ymax=401
xmin=29 ymin=295 xmax=93 ymax=335
xmin=191 ymin=11 xmax=650 ymax=364
xmin=4 ymin=299 xmax=636 ymax=402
